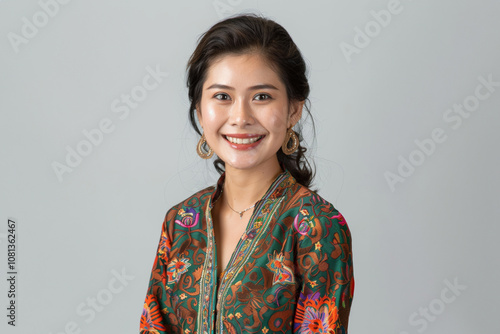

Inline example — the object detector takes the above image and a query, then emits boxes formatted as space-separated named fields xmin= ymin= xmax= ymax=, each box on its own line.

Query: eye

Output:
xmin=254 ymin=93 xmax=272 ymax=101
xmin=214 ymin=93 xmax=231 ymax=101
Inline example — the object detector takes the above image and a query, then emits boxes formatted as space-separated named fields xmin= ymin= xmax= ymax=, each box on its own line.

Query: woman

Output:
xmin=140 ymin=14 xmax=354 ymax=333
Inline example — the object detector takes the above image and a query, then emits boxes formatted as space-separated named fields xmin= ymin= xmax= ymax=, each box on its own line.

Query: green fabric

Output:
xmin=140 ymin=168 xmax=354 ymax=333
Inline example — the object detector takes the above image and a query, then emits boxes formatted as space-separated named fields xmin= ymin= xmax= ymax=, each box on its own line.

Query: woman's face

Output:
xmin=196 ymin=52 xmax=303 ymax=172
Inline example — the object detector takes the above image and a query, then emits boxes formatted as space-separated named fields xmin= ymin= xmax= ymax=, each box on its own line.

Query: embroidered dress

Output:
xmin=140 ymin=168 xmax=354 ymax=333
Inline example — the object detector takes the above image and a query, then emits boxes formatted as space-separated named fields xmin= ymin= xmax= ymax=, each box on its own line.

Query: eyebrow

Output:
xmin=206 ymin=83 xmax=279 ymax=91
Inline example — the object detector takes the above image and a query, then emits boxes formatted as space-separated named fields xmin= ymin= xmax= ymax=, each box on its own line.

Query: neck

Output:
xmin=222 ymin=158 xmax=283 ymax=212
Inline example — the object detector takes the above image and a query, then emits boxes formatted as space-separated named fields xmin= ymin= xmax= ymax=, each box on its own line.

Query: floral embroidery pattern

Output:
xmin=166 ymin=256 xmax=191 ymax=284
xmin=157 ymin=230 xmax=171 ymax=264
xmin=175 ymin=207 xmax=199 ymax=228
xmin=294 ymin=291 xmax=339 ymax=333
xmin=140 ymin=295 xmax=167 ymax=333
xmin=267 ymin=251 xmax=295 ymax=285
xmin=294 ymin=209 xmax=315 ymax=235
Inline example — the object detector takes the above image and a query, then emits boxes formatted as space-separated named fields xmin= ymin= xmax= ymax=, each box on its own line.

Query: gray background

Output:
xmin=1 ymin=0 xmax=499 ymax=333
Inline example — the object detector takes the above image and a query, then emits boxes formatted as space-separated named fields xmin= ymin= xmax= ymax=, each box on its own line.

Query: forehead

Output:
xmin=203 ymin=52 xmax=284 ymax=89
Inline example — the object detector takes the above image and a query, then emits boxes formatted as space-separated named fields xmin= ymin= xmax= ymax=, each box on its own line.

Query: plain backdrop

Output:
xmin=1 ymin=0 xmax=499 ymax=333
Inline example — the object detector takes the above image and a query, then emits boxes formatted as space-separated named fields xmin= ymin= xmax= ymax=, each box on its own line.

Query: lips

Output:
xmin=225 ymin=135 xmax=263 ymax=144
xmin=223 ymin=134 xmax=265 ymax=149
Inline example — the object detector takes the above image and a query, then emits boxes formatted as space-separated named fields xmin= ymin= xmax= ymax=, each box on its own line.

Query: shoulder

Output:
xmin=161 ymin=184 xmax=215 ymax=232
xmin=288 ymin=182 xmax=351 ymax=246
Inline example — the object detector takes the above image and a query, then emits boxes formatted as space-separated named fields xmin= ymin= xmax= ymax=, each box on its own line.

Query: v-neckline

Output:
xmin=208 ymin=168 xmax=288 ymax=280
xmin=203 ymin=167 xmax=294 ymax=333
xmin=209 ymin=202 xmax=257 ymax=290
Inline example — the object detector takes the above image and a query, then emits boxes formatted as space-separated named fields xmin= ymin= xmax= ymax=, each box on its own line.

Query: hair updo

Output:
xmin=186 ymin=13 xmax=315 ymax=187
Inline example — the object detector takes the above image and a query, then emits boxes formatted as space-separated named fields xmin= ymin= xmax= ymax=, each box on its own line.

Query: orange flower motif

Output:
xmin=267 ymin=251 xmax=295 ymax=285
xmin=158 ymin=231 xmax=172 ymax=265
xmin=140 ymin=295 xmax=167 ymax=333
xmin=294 ymin=292 xmax=339 ymax=333
xmin=166 ymin=256 xmax=191 ymax=283
xmin=315 ymin=241 xmax=322 ymax=251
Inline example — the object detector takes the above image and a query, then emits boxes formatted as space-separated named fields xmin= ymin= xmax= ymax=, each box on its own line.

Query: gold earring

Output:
xmin=282 ymin=128 xmax=299 ymax=155
xmin=197 ymin=133 xmax=214 ymax=159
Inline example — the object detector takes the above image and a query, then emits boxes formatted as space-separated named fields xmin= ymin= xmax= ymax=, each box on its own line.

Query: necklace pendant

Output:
xmin=239 ymin=212 xmax=243 ymax=219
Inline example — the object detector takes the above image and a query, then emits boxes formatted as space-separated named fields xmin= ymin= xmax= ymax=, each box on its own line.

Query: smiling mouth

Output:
xmin=223 ymin=135 xmax=264 ymax=144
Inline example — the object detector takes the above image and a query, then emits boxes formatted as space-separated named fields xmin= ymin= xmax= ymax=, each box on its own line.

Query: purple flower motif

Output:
xmin=294 ymin=213 xmax=313 ymax=236
xmin=175 ymin=207 xmax=199 ymax=229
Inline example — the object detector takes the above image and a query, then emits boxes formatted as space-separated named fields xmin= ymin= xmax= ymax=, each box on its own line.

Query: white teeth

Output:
xmin=226 ymin=136 xmax=262 ymax=144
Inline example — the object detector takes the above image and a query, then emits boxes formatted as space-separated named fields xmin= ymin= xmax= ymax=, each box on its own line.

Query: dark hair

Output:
xmin=186 ymin=13 xmax=316 ymax=187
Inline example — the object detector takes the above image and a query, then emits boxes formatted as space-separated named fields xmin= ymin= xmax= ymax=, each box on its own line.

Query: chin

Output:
xmin=223 ymin=158 xmax=260 ymax=170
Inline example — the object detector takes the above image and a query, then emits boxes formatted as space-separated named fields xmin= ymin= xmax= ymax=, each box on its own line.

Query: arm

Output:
xmin=293 ymin=207 xmax=354 ymax=333
xmin=140 ymin=210 xmax=176 ymax=333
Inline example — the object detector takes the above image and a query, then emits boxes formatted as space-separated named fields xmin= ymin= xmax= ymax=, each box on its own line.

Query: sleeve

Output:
xmin=293 ymin=206 xmax=354 ymax=333
xmin=139 ymin=209 xmax=176 ymax=334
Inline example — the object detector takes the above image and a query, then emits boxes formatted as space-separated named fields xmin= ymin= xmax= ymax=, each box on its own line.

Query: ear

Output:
xmin=288 ymin=100 xmax=304 ymax=128
xmin=195 ymin=104 xmax=203 ymax=130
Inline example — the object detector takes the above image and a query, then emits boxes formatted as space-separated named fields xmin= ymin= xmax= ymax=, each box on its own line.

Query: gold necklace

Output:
xmin=224 ymin=197 xmax=256 ymax=219
xmin=216 ymin=182 xmax=256 ymax=219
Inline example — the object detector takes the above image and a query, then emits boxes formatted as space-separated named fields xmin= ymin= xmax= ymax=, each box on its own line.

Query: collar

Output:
xmin=208 ymin=165 xmax=296 ymax=210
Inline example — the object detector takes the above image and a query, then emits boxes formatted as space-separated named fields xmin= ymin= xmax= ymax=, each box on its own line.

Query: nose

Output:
xmin=229 ymin=98 xmax=254 ymax=126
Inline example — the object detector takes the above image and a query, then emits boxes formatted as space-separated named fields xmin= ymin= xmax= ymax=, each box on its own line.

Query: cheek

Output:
xmin=203 ymin=108 xmax=219 ymax=124
xmin=267 ymin=112 xmax=288 ymax=135
xmin=199 ymin=101 xmax=224 ymax=129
